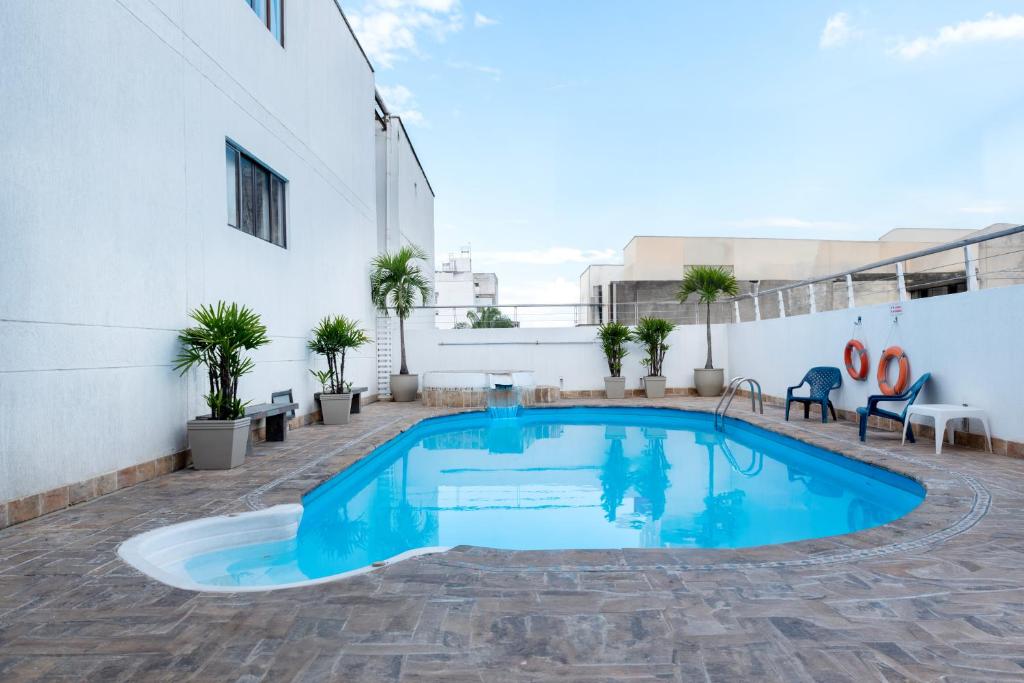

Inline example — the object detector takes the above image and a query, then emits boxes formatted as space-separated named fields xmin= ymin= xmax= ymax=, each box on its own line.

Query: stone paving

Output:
xmin=1 ymin=397 xmax=1023 ymax=682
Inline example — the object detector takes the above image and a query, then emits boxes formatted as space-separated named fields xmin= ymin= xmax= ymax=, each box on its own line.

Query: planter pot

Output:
xmin=604 ymin=376 xmax=626 ymax=399
xmin=694 ymin=368 xmax=725 ymax=397
xmin=320 ymin=392 xmax=353 ymax=425
xmin=187 ymin=417 xmax=250 ymax=470
xmin=643 ymin=376 xmax=667 ymax=399
xmin=390 ymin=374 xmax=419 ymax=402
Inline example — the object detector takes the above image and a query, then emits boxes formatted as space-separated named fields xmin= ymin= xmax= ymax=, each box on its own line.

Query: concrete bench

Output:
xmin=245 ymin=401 xmax=299 ymax=442
xmin=349 ymin=386 xmax=369 ymax=414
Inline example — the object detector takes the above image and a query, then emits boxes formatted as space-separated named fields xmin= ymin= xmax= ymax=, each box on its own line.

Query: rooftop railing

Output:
xmin=416 ymin=224 xmax=1024 ymax=328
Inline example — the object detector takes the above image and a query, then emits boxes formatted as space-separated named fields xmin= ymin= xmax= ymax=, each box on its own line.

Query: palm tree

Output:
xmin=466 ymin=306 xmax=516 ymax=328
xmin=677 ymin=266 xmax=738 ymax=369
xmin=308 ymin=315 xmax=372 ymax=394
xmin=370 ymin=245 xmax=432 ymax=375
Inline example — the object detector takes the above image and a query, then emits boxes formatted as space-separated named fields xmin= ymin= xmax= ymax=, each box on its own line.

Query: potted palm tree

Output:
xmin=175 ymin=302 xmax=270 ymax=470
xmin=309 ymin=315 xmax=371 ymax=425
xmin=633 ymin=317 xmax=676 ymax=399
xmin=370 ymin=244 xmax=432 ymax=402
xmin=678 ymin=265 xmax=738 ymax=396
xmin=598 ymin=321 xmax=632 ymax=399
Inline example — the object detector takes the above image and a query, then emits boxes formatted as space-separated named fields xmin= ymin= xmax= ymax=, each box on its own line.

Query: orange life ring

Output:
xmin=877 ymin=346 xmax=910 ymax=395
xmin=843 ymin=339 xmax=869 ymax=381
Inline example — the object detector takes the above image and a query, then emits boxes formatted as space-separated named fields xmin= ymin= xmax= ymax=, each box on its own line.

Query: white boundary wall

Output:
xmin=727 ymin=285 xmax=1024 ymax=442
xmin=405 ymin=325 xmax=730 ymax=392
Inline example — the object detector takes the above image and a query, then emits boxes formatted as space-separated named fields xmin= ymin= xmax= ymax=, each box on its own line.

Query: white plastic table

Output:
xmin=901 ymin=404 xmax=992 ymax=454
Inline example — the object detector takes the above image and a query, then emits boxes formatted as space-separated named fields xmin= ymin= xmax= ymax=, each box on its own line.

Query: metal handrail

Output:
xmin=714 ymin=376 xmax=763 ymax=431
xmin=728 ymin=223 xmax=1024 ymax=302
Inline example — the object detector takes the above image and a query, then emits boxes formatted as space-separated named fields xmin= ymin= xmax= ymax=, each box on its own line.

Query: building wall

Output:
xmin=0 ymin=0 xmax=389 ymax=503
xmin=727 ymin=284 xmax=1024 ymax=442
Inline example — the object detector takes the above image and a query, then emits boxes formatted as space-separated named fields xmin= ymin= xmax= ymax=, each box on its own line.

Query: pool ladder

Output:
xmin=714 ymin=377 xmax=763 ymax=431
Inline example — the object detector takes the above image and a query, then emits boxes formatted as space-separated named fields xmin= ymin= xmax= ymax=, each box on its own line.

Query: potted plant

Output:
xmin=598 ymin=321 xmax=632 ymax=399
xmin=634 ymin=317 xmax=676 ymax=399
xmin=175 ymin=302 xmax=270 ymax=470
xmin=309 ymin=315 xmax=371 ymax=425
xmin=370 ymin=244 xmax=432 ymax=402
xmin=678 ymin=265 xmax=738 ymax=396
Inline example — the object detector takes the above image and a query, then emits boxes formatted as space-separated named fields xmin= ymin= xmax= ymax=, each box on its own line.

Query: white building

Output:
xmin=0 ymin=1 xmax=433 ymax=521
xmin=434 ymin=248 xmax=499 ymax=327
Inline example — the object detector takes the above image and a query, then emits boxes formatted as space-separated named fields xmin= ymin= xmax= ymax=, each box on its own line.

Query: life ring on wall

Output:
xmin=877 ymin=346 xmax=910 ymax=395
xmin=843 ymin=340 xmax=869 ymax=381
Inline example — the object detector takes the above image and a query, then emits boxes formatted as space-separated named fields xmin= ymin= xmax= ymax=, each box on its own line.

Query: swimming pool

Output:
xmin=169 ymin=408 xmax=924 ymax=589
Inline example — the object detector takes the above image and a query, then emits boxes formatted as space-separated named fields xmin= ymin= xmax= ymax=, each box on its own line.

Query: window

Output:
xmin=226 ymin=141 xmax=287 ymax=248
xmin=244 ymin=0 xmax=283 ymax=45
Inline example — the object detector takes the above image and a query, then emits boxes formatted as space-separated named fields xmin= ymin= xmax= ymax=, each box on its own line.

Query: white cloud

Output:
xmin=473 ymin=12 xmax=498 ymax=28
xmin=820 ymin=12 xmax=856 ymax=49
xmin=892 ymin=13 xmax=1024 ymax=60
xmin=728 ymin=218 xmax=852 ymax=231
xmin=958 ymin=202 xmax=1007 ymax=215
xmin=376 ymin=84 xmax=426 ymax=125
xmin=473 ymin=247 xmax=618 ymax=266
xmin=347 ymin=0 xmax=463 ymax=69
xmin=447 ymin=60 xmax=502 ymax=80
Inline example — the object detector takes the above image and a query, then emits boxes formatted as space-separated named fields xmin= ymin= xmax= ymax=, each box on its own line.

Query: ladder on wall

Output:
xmin=375 ymin=316 xmax=394 ymax=398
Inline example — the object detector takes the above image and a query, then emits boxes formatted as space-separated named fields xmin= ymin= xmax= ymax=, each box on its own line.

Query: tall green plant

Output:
xmin=677 ymin=266 xmax=739 ymax=369
xmin=597 ymin=321 xmax=632 ymax=378
xmin=633 ymin=317 xmax=676 ymax=377
xmin=308 ymin=315 xmax=372 ymax=394
xmin=370 ymin=245 xmax=432 ymax=375
xmin=175 ymin=302 xmax=270 ymax=420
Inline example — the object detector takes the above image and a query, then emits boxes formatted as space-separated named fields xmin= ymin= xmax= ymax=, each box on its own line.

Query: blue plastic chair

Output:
xmin=857 ymin=372 xmax=931 ymax=442
xmin=785 ymin=367 xmax=842 ymax=423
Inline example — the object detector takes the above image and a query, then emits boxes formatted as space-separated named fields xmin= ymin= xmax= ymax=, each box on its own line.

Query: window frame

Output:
xmin=226 ymin=140 xmax=287 ymax=249
xmin=245 ymin=0 xmax=284 ymax=46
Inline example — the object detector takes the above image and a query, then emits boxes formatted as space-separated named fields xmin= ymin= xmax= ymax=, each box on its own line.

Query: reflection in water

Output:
xmin=633 ymin=433 xmax=671 ymax=522
xmin=600 ymin=434 xmax=630 ymax=522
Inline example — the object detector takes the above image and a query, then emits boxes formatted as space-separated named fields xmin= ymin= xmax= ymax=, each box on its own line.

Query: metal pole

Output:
xmin=777 ymin=291 xmax=786 ymax=318
xmin=896 ymin=262 xmax=908 ymax=302
xmin=846 ymin=274 xmax=856 ymax=308
xmin=964 ymin=245 xmax=979 ymax=291
xmin=808 ymin=284 xmax=816 ymax=314
xmin=733 ymin=300 xmax=741 ymax=323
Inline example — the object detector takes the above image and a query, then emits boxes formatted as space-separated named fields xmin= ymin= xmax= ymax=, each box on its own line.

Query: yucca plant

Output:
xmin=677 ymin=265 xmax=738 ymax=369
xmin=370 ymin=245 xmax=432 ymax=375
xmin=308 ymin=315 xmax=372 ymax=395
xmin=175 ymin=302 xmax=270 ymax=420
xmin=633 ymin=317 xmax=676 ymax=377
xmin=597 ymin=321 xmax=632 ymax=378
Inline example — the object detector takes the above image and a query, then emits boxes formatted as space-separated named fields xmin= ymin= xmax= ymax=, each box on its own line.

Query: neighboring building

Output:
xmin=578 ymin=228 xmax=1020 ymax=324
xmin=0 ymin=2 xmax=433 ymax=515
xmin=434 ymin=247 xmax=500 ymax=327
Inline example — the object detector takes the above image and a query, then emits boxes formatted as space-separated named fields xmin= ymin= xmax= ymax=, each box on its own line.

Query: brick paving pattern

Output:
xmin=1 ymin=397 xmax=1023 ymax=681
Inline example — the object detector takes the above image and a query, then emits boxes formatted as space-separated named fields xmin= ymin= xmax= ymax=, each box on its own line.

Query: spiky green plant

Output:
xmin=597 ymin=321 xmax=632 ymax=378
xmin=677 ymin=266 xmax=739 ymax=369
xmin=370 ymin=245 xmax=432 ymax=375
xmin=175 ymin=302 xmax=270 ymax=420
xmin=308 ymin=315 xmax=372 ymax=394
xmin=633 ymin=317 xmax=676 ymax=377
xmin=466 ymin=306 xmax=516 ymax=328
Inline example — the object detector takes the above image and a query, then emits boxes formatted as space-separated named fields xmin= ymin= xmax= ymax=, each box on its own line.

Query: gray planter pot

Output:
xmin=187 ymin=417 xmax=250 ymax=470
xmin=643 ymin=376 xmax=667 ymax=399
xmin=694 ymin=368 xmax=725 ymax=397
xmin=390 ymin=373 xmax=419 ymax=402
xmin=320 ymin=392 xmax=353 ymax=425
xmin=604 ymin=376 xmax=626 ymax=399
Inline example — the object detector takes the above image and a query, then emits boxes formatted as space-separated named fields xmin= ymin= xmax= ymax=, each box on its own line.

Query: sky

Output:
xmin=343 ymin=0 xmax=1024 ymax=304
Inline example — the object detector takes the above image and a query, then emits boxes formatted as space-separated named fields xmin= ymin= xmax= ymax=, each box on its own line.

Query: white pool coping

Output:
xmin=117 ymin=504 xmax=451 ymax=593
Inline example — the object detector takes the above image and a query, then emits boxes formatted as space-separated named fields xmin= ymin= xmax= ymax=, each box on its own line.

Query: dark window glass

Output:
xmin=271 ymin=176 xmax=286 ymax=247
xmin=226 ymin=147 xmax=239 ymax=227
xmin=239 ymin=155 xmax=256 ymax=235
xmin=226 ymin=141 xmax=287 ymax=248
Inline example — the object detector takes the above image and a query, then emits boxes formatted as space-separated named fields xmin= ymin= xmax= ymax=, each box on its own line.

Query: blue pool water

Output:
xmin=186 ymin=408 xmax=924 ymax=587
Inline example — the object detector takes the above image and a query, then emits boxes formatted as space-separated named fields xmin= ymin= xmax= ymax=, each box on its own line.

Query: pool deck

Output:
xmin=2 ymin=397 xmax=1024 ymax=682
